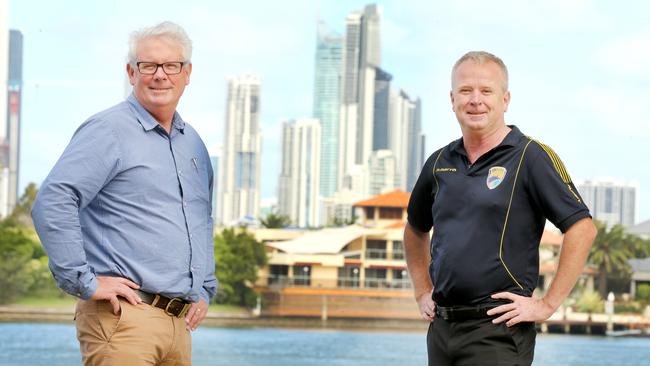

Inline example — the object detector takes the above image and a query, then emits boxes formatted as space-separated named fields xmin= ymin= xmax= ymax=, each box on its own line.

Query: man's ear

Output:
xmin=185 ymin=63 xmax=192 ymax=85
xmin=126 ymin=63 xmax=136 ymax=86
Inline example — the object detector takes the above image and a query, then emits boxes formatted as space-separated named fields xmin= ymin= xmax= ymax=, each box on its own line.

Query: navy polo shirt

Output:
xmin=407 ymin=126 xmax=590 ymax=306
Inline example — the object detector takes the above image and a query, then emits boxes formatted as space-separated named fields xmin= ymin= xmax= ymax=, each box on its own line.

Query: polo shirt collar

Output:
xmin=127 ymin=93 xmax=185 ymax=134
xmin=450 ymin=125 xmax=523 ymax=156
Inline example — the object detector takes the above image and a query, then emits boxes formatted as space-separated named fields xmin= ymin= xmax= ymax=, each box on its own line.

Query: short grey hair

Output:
xmin=452 ymin=51 xmax=509 ymax=91
xmin=127 ymin=21 xmax=192 ymax=63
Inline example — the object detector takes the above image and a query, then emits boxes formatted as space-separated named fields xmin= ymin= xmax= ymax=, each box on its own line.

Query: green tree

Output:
xmin=259 ymin=211 xmax=291 ymax=228
xmin=575 ymin=289 xmax=604 ymax=313
xmin=329 ymin=215 xmax=357 ymax=227
xmin=3 ymin=183 xmax=38 ymax=228
xmin=588 ymin=222 xmax=635 ymax=297
xmin=214 ymin=228 xmax=268 ymax=307
xmin=0 ymin=225 xmax=37 ymax=303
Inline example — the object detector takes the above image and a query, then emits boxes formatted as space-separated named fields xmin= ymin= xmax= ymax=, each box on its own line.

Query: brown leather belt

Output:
xmin=136 ymin=290 xmax=191 ymax=318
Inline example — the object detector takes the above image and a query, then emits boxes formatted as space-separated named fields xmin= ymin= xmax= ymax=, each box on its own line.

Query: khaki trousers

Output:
xmin=75 ymin=298 xmax=191 ymax=366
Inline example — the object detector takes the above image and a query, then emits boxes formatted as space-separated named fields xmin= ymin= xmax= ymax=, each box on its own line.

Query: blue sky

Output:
xmin=8 ymin=0 xmax=650 ymax=222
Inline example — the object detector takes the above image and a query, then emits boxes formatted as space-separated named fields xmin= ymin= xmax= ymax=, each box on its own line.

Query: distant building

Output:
xmin=339 ymin=4 xmax=382 ymax=190
xmin=367 ymin=149 xmax=396 ymax=196
xmin=628 ymin=219 xmax=650 ymax=240
xmin=389 ymin=90 xmax=424 ymax=191
xmin=577 ymin=180 xmax=638 ymax=227
xmin=313 ymin=21 xmax=342 ymax=199
xmin=259 ymin=189 xmax=416 ymax=291
xmin=628 ymin=258 xmax=650 ymax=300
xmin=278 ymin=119 xmax=321 ymax=228
xmin=1 ymin=28 xmax=22 ymax=218
xmin=220 ymin=75 xmax=262 ymax=226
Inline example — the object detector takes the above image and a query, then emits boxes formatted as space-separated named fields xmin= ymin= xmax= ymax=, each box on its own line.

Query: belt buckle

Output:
xmin=165 ymin=297 xmax=190 ymax=318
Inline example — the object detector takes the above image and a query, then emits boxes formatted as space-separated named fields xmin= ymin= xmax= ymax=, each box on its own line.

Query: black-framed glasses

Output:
xmin=135 ymin=61 xmax=188 ymax=75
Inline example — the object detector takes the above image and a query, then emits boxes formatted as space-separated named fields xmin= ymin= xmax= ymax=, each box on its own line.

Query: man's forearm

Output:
xmin=543 ymin=218 xmax=597 ymax=310
xmin=404 ymin=223 xmax=433 ymax=299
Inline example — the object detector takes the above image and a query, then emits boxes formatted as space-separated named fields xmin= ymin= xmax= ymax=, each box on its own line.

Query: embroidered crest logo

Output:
xmin=487 ymin=166 xmax=507 ymax=190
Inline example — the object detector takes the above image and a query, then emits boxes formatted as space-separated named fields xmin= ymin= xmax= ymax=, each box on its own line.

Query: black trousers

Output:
xmin=427 ymin=317 xmax=536 ymax=366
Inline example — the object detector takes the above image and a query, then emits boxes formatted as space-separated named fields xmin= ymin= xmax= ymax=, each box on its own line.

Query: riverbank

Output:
xmin=4 ymin=303 xmax=650 ymax=334
xmin=0 ymin=304 xmax=429 ymax=331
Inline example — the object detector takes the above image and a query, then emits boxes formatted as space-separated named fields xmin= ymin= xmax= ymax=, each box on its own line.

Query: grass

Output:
xmin=208 ymin=303 xmax=249 ymax=314
xmin=10 ymin=295 xmax=76 ymax=308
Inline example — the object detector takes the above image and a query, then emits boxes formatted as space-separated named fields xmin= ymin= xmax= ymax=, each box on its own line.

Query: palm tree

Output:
xmin=259 ymin=211 xmax=291 ymax=228
xmin=588 ymin=221 xmax=634 ymax=297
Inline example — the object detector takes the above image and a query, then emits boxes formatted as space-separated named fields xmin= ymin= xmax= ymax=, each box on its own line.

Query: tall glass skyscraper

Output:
xmin=313 ymin=22 xmax=342 ymax=199
xmin=220 ymin=75 xmax=262 ymax=226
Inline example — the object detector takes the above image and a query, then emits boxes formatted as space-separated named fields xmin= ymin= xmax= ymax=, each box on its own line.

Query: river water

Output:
xmin=1 ymin=323 xmax=648 ymax=365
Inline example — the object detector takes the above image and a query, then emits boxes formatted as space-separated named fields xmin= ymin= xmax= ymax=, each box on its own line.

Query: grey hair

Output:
xmin=452 ymin=51 xmax=509 ymax=91
xmin=127 ymin=21 xmax=192 ymax=63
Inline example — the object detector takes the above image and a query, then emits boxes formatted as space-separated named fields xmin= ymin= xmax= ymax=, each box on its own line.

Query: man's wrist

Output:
xmin=414 ymin=288 xmax=432 ymax=301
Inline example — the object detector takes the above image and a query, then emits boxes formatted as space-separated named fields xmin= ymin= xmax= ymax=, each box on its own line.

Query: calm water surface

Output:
xmin=1 ymin=323 xmax=649 ymax=365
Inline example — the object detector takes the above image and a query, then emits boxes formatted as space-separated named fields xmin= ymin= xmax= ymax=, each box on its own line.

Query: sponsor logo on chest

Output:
xmin=486 ymin=166 xmax=507 ymax=190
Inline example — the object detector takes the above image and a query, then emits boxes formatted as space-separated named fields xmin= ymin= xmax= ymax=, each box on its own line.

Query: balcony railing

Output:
xmin=365 ymin=248 xmax=387 ymax=259
xmin=337 ymin=277 xmax=361 ymax=288
xmin=267 ymin=275 xmax=311 ymax=287
xmin=262 ymin=275 xmax=411 ymax=290
xmin=364 ymin=278 xmax=412 ymax=289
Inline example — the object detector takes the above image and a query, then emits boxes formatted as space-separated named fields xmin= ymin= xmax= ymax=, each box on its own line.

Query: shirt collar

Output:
xmin=127 ymin=93 xmax=185 ymax=134
xmin=450 ymin=125 xmax=523 ymax=156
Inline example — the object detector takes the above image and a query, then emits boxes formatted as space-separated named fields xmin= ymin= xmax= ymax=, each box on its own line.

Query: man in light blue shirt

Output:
xmin=32 ymin=21 xmax=216 ymax=365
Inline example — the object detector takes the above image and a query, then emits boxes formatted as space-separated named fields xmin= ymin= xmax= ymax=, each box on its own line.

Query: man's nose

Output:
xmin=469 ymin=91 xmax=482 ymax=105
xmin=153 ymin=65 xmax=168 ymax=80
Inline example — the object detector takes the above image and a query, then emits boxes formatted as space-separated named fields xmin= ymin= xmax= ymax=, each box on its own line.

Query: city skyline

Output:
xmin=7 ymin=0 xmax=650 ymax=222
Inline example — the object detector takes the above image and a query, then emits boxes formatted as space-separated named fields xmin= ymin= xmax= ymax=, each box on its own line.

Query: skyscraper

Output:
xmin=278 ymin=119 xmax=321 ymax=227
xmin=406 ymin=97 xmax=424 ymax=191
xmin=313 ymin=22 xmax=342 ymax=199
xmin=577 ymin=179 xmax=638 ymax=227
xmin=389 ymin=90 xmax=424 ymax=191
xmin=339 ymin=4 xmax=382 ymax=190
xmin=220 ymin=75 xmax=262 ymax=226
xmin=368 ymin=149 xmax=396 ymax=196
xmin=5 ymin=30 xmax=23 ymax=215
xmin=0 ymin=5 xmax=10 ymax=217
xmin=372 ymin=67 xmax=391 ymax=151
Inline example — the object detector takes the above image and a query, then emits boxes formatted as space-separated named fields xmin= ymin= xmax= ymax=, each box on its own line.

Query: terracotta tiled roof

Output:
xmin=384 ymin=222 xmax=406 ymax=229
xmin=354 ymin=189 xmax=411 ymax=208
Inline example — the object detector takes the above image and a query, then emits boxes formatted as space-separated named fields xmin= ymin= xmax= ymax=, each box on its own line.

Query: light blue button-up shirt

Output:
xmin=32 ymin=94 xmax=217 ymax=303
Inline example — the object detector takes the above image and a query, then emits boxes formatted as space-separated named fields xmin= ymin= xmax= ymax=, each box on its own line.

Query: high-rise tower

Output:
xmin=220 ymin=75 xmax=262 ymax=226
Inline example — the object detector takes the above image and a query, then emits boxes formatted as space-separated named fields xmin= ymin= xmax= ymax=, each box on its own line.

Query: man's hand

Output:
xmin=185 ymin=299 xmax=209 ymax=331
xmin=487 ymin=292 xmax=555 ymax=327
xmin=91 ymin=276 xmax=142 ymax=315
xmin=417 ymin=290 xmax=436 ymax=322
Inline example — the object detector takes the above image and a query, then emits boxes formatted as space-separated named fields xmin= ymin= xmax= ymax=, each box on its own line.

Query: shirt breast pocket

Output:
xmin=184 ymin=157 xmax=210 ymax=204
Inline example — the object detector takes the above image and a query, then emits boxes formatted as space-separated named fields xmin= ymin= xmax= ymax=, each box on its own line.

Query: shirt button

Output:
xmin=189 ymin=234 xmax=193 ymax=239
xmin=183 ymin=201 xmax=187 ymax=207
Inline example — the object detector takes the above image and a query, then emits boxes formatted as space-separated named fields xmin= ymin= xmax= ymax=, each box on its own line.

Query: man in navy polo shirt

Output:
xmin=404 ymin=51 xmax=597 ymax=365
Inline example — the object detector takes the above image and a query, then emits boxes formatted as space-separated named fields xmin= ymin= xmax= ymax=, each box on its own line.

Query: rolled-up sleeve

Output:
xmin=31 ymin=118 xmax=121 ymax=299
